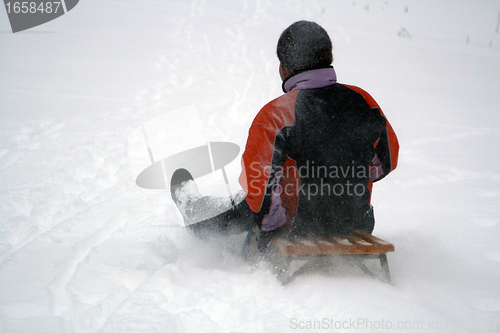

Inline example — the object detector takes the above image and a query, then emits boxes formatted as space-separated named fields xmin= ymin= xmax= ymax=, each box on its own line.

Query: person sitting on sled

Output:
xmin=171 ymin=20 xmax=399 ymax=251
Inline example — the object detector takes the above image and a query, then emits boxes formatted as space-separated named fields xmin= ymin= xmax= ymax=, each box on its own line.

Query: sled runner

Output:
xmin=268 ymin=230 xmax=394 ymax=285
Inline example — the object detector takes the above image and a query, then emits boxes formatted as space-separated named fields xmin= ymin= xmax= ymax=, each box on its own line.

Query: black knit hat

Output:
xmin=277 ymin=21 xmax=333 ymax=73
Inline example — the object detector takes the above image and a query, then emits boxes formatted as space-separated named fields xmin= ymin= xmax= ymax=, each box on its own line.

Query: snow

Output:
xmin=1 ymin=0 xmax=500 ymax=332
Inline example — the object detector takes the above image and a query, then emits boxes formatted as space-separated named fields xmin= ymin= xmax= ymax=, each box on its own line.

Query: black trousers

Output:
xmin=184 ymin=192 xmax=375 ymax=241
xmin=185 ymin=195 xmax=255 ymax=239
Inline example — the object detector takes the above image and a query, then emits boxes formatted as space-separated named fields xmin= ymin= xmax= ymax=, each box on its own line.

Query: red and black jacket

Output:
xmin=239 ymin=68 xmax=399 ymax=236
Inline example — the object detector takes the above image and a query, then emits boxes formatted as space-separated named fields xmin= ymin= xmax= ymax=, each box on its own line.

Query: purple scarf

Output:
xmin=283 ymin=67 xmax=337 ymax=93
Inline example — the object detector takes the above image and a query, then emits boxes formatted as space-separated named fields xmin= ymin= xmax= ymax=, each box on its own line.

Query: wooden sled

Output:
xmin=270 ymin=230 xmax=394 ymax=285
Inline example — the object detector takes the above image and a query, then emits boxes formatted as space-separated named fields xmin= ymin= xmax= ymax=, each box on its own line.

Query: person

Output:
xmin=171 ymin=20 xmax=399 ymax=251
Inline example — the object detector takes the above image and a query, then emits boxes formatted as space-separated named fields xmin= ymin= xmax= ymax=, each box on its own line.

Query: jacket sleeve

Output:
xmin=370 ymin=113 xmax=399 ymax=181
xmin=238 ymin=91 xmax=299 ymax=230
xmin=344 ymin=85 xmax=399 ymax=181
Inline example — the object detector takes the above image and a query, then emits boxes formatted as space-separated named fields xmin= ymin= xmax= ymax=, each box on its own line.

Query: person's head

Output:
xmin=277 ymin=21 xmax=333 ymax=80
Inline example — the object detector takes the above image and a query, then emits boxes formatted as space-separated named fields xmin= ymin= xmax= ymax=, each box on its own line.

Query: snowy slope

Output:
xmin=1 ymin=0 xmax=500 ymax=332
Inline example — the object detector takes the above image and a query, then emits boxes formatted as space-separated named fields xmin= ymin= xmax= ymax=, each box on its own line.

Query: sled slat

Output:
xmin=270 ymin=230 xmax=395 ymax=284
xmin=273 ymin=230 xmax=394 ymax=256
xmin=354 ymin=230 xmax=395 ymax=252
xmin=273 ymin=238 xmax=297 ymax=254
xmin=295 ymin=239 xmax=318 ymax=254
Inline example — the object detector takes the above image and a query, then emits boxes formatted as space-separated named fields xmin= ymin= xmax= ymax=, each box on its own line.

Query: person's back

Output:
xmin=285 ymin=83 xmax=389 ymax=236
xmin=239 ymin=21 xmax=399 ymax=240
